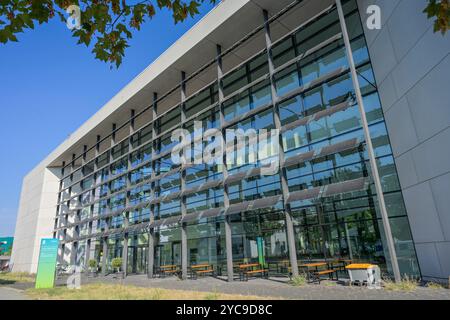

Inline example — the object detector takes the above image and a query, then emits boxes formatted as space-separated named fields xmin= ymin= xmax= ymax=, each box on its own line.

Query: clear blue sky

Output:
xmin=0 ymin=3 xmax=215 ymax=237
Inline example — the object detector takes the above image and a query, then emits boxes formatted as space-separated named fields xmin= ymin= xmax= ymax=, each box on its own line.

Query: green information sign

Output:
xmin=256 ymin=237 xmax=266 ymax=268
xmin=35 ymin=238 xmax=59 ymax=289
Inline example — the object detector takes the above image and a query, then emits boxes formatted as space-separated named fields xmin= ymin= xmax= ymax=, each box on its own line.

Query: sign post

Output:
xmin=35 ymin=238 xmax=59 ymax=289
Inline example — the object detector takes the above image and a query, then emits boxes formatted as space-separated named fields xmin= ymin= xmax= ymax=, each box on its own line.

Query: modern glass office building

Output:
xmin=12 ymin=0 xmax=450 ymax=282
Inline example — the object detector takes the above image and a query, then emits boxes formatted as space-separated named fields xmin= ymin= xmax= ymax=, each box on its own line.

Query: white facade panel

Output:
xmin=359 ymin=0 xmax=450 ymax=280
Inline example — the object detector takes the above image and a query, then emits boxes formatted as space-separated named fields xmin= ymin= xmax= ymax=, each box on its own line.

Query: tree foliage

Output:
xmin=0 ymin=0 xmax=216 ymax=67
xmin=424 ymin=0 xmax=450 ymax=34
xmin=0 ymin=1 xmax=448 ymax=68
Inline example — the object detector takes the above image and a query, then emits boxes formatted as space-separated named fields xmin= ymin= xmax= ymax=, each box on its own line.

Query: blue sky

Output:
xmin=0 ymin=3 xmax=215 ymax=237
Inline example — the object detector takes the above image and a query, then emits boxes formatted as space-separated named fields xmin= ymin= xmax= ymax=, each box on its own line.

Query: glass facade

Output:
xmin=55 ymin=0 xmax=419 ymax=279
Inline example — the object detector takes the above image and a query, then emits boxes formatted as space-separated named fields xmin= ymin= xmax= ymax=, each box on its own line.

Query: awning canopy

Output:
xmin=225 ymin=195 xmax=282 ymax=216
xmin=283 ymin=138 xmax=360 ymax=169
xmin=150 ymin=215 xmax=182 ymax=228
xmin=286 ymin=177 xmax=369 ymax=204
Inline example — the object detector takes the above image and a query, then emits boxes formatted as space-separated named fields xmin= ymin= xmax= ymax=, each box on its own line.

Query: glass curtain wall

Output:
xmin=273 ymin=0 xmax=418 ymax=276
xmin=55 ymin=0 xmax=419 ymax=279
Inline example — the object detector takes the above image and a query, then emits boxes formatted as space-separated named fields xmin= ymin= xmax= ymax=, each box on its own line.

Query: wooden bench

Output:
xmin=237 ymin=263 xmax=268 ymax=281
xmin=311 ymin=269 xmax=338 ymax=284
xmin=242 ymin=269 xmax=268 ymax=281
xmin=158 ymin=265 xmax=180 ymax=278
xmin=190 ymin=264 xmax=215 ymax=279
xmin=298 ymin=262 xmax=340 ymax=284
xmin=195 ymin=269 xmax=214 ymax=276
xmin=197 ymin=269 xmax=214 ymax=274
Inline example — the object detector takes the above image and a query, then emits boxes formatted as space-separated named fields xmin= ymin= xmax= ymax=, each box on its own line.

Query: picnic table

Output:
xmin=190 ymin=264 xmax=215 ymax=279
xmin=238 ymin=263 xmax=268 ymax=281
xmin=299 ymin=262 xmax=338 ymax=284
xmin=157 ymin=265 xmax=180 ymax=278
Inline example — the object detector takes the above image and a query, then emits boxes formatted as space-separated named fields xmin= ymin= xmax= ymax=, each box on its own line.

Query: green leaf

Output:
xmin=0 ymin=30 xmax=9 ymax=43
xmin=8 ymin=32 xmax=18 ymax=42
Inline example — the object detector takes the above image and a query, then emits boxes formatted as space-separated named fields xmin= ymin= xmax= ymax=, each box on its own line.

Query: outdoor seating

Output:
xmin=238 ymin=263 xmax=268 ymax=281
xmin=190 ymin=264 xmax=215 ymax=279
xmin=299 ymin=262 xmax=338 ymax=284
xmin=157 ymin=265 xmax=180 ymax=278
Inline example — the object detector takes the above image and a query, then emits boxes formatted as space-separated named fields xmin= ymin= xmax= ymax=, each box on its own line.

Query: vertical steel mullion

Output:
xmin=95 ymin=135 xmax=101 ymax=170
xmin=126 ymin=110 xmax=135 ymax=202
xmin=335 ymin=0 xmax=401 ymax=282
xmin=180 ymin=71 xmax=188 ymax=280
xmin=125 ymin=110 xmax=135 ymax=213
xmin=71 ymin=153 xmax=76 ymax=174
xmin=57 ymin=161 xmax=66 ymax=264
xmin=122 ymin=110 xmax=135 ymax=279
xmin=81 ymin=144 xmax=88 ymax=243
xmin=70 ymin=241 xmax=78 ymax=268
xmin=148 ymin=92 xmax=158 ymax=279
xmin=108 ymin=124 xmax=116 ymax=197
xmin=122 ymin=232 xmax=129 ymax=277
xmin=148 ymin=227 xmax=155 ymax=278
xmin=101 ymin=238 xmax=108 ymax=276
xmin=92 ymin=135 xmax=101 ymax=242
xmin=263 ymin=9 xmax=299 ymax=277
xmin=69 ymin=153 xmax=76 ymax=264
xmin=85 ymin=239 xmax=91 ymax=269
xmin=57 ymin=161 xmax=66 ymax=231
xmin=217 ymin=44 xmax=234 ymax=282
xmin=111 ymin=123 xmax=117 ymax=147
xmin=82 ymin=145 xmax=88 ymax=167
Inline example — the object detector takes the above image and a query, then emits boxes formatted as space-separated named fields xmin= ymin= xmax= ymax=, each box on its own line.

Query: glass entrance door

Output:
xmin=135 ymin=247 xmax=147 ymax=273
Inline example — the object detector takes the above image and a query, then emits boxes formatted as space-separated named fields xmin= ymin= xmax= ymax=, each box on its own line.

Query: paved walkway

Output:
xmin=56 ymin=274 xmax=450 ymax=300
xmin=0 ymin=287 xmax=29 ymax=300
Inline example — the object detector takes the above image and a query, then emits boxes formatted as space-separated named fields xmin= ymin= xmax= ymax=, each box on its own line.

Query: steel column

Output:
xmin=263 ymin=9 xmax=299 ymax=277
xmin=149 ymin=92 xmax=158 ymax=278
xmin=217 ymin=44 xmax=234 ymax=282
xmin=111 ymin=123 xmax=117 ymax=147
xmin=70 ymin=241 xmax=78 ymax=270
xmin=101 ymin=238 xmax=108 ymax=276
xmin=122 ymin=233 xmax=128 ymax=277
xmin=335 ymin=0 xmax=401 ymax=281
xmin=147 ymin=229 xmax=155 ymax=278
xmin=180 ymin=71 xmax=188 ymax=280
xmin=82 ymin=145 xmax=88 ymax=166
xmin=85 ymin=239 xmax=91 ymax=269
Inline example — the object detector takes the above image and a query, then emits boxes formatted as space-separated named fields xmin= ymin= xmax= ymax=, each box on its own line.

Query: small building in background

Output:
xmin=0 ymin=237 xmax=14 ymax=271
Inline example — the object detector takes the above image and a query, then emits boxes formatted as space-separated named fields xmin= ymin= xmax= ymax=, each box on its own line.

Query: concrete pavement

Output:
xmin=0 ymin=287 xmax=28 ymax=300
xmin=56 ymin=274 xmax=450 ymax=300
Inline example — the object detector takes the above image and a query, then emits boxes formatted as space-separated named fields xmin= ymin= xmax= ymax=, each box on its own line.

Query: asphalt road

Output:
xmin=0 ymin=287 xmax=28 ymax=300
